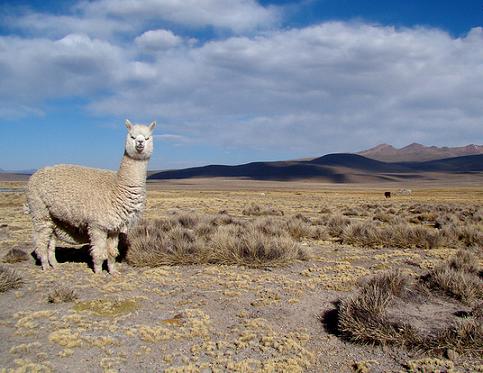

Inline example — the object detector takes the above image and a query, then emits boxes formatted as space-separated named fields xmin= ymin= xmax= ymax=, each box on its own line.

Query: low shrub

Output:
xmin=0 ymin=266 xmax=23 ymax=293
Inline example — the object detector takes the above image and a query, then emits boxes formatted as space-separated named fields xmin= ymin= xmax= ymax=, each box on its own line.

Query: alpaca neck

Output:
xmin=116 ymin=151 xmax=148 ymax=189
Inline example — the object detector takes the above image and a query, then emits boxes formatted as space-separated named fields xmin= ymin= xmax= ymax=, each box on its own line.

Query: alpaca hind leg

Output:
xmin=47 ymin=235 xmax=58 ymax=268
xmin=88 ymin=227 xmax=108 ymax=274
xmin=106 ymin=233 xmax=119 ymax=274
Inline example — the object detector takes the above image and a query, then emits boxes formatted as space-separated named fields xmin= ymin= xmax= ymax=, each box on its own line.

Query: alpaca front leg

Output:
xmin=47 ymin=236 xmax=58 ymax=268
xmin=106 ymin=233 xmax=119 ymax=274
xmin=89 ymin=227 xmax=108 ymax=273
xmin=34 ymin=226 xmax=53 ymax=270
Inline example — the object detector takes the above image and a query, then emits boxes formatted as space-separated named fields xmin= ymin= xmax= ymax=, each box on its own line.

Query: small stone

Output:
xmin=446 ymin=349 xmax=458 ymax=361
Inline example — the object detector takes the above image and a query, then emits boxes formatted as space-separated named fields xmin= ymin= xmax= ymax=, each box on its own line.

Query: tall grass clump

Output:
xmin=125 ymin=213 xmax=309 ymax=268
xmin=342 ymin=222 xmax=442 ymax=249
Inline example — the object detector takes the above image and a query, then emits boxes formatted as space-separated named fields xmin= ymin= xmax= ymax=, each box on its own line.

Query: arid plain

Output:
xmin=0 ymin=178 xmax=481 ymax=373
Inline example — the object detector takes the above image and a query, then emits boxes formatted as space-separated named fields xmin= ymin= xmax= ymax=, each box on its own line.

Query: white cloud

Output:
xmin=87 ymin=23 xmax=483 ymax=151
xmin=3 ymin=0 xmax=280 ymax=38
xmin=135 ymin=29 xmax=183 ymax=50
xmin=80 ymin=0 xmax=280 ymax=33
xmin=1 ymin=14 xmax=482 ymax=153
xmin=0 ymin=34 xmax=125 ymax=103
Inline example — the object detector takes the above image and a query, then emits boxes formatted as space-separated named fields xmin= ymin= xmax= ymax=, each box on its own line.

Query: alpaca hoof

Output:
xmin=93 ymin=264 xmax=103 ymax=274
xmin=107 ymin=262 xmax=118 ymax=275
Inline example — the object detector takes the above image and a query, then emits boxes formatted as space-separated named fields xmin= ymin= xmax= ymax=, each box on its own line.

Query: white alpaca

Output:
xmin=26 ymin=120 xmax=155 ymax=273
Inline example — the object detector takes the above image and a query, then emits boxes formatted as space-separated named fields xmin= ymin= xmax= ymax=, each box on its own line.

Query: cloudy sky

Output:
xmin=1 ymin=0 xmax=482 ymax=171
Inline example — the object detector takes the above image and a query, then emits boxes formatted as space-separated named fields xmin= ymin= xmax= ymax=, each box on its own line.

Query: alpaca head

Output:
xmin=124 ymin=119 xmax=156 ymax=160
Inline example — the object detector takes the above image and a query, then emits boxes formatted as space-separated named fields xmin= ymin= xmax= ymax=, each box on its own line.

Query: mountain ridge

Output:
xmin=357 ymin=143 xmax=483 ymax=162
xmin=148 ymin=153 xmax=483 ymax=183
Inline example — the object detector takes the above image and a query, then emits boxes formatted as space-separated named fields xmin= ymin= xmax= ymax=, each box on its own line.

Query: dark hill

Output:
xmin=148 ymin=154 xmax=483 ymax=183
xmin=401 ymin=154 xmax=483 ymax=172
xmin=149 ymin=161 xmax=347 ymax=182
xmin=309 ymin=153 xmax=412 ymax=172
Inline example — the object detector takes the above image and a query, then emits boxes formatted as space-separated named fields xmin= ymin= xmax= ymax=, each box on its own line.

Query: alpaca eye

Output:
xmin=131 ymin=136 xmax=136 ymax=140
xmin=145 ymin=137 xmax=150 ymax=141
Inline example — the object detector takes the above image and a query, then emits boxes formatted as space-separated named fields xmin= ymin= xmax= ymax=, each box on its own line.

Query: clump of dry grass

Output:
xmin=342 ymin=222 xmax=442 ymax=249
xmin=420 ymin=250 xmax=482 ymax=305
xmin=327 ymin=214 xmax=351 ymax=237
xmin=210 ymin=225 xmax=308 ymax=266
xmin=242 ymin=203 xmax=284 ymax=216
xmin=0 ymin=266 xmax=23 ymax=293
xmin=441 ymin=224 xmax=483 ymax=247
xmin=424 ymin=318 xmax=483 ymax=356
xmin=333 ymin=252 xmax=482 ymax=356
xmin=2 ymin=247 xmax=29 ymax=263
xmin=125 ymin=213 xmax=308 ymax=268
xmin=337 ymin=271 xmax=418 ymax=346
xmin=48 ymin=288 xmax=78 ymax=303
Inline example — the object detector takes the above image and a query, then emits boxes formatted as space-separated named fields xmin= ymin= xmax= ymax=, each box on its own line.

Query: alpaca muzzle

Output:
xmin=135 ymin=142 xmax=145 ymax=152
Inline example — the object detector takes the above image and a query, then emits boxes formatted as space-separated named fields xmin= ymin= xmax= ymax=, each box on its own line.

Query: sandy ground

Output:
xmin=0 ymin=180 xmax=481 ymax=372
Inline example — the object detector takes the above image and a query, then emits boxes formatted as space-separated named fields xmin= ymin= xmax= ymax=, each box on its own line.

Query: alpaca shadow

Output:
xmin=31 ymin=233 xmax=130 ymax=272
xmin=320 ymin=301 xmax=342 ymax=337
xmin=31 ymin=245 xmax=94 ymax=270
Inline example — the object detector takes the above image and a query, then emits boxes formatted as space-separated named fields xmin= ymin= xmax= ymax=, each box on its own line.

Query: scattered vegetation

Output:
xmin=333 ymin=252 xmax=483 ymax=356
xmin=0 ymin=266 xmax=23 ymax=293
xmin=48 ymin=287 xmax=78 ymax=303
xmin=420 ymin=250 xmax=482 ymax=304
xmin=242 ymin=203 xmax=284 ymax=216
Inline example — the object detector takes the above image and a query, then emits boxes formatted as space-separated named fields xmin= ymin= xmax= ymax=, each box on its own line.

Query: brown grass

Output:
xmin=0 ymin=266 xmax=23 ymax=293
xmin=337 ymin=271 xmax=419 ymax=346
xmin=342 ymin=222 xmax=442 ymax=249
xmin=334 ymin=252 xmax=483 ymax=356
xmin=242 ymin=203 xmax=284 ymax=216
xmin=125 ymin=213 xmax=309 ymax=268
xmin=48 ymin=288 xmax=78 ymax=303
xmin=421 ymin=250 xmax=482 ymax=305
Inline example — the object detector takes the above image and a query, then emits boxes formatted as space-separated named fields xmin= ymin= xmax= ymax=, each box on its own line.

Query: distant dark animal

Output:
xmin=384 ymin=192 xmax=391 ymax=198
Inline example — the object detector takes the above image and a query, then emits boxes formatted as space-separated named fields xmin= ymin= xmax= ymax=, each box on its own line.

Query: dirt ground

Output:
xmin=0 ymin=179 xmax=481 ymax=373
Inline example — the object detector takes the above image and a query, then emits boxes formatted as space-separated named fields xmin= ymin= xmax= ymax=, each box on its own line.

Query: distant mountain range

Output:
xmin=149 ymin=153 xmax=483 ymax=183
xmin=357 ymin=143 xmax=483 ymax=162
xmin=3 ymin=144 xmax=482 ymax=184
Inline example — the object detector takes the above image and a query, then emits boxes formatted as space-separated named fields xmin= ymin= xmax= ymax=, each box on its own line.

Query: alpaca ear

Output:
xmin=125 ymin=119 xmax=133 ymax=130
xmin=148 ymin=121 xmax=156 ymax=131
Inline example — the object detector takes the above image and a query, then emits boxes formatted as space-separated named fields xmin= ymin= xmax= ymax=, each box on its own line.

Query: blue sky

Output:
xmin=1 ymin=0 xmax=482 ymax=171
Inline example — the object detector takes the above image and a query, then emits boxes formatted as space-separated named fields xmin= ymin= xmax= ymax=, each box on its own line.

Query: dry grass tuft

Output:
xmin=333 ymin=252 xmax=482 ymax=356
xmin=327 ymin=214 xmax=351 ymax=237
xmin=342 ymin=222 xmax=442 ymax=249
xmin=2 ymin=247 xmax=29 ymax=263
xmin=0 ymin=266 xmax=23 ymax=292
xmin=48 ymin=287 xmax=78 ymax=303
xmin=421 ymin=250 xmax=482 ymax=305
xmin=337 ymin=271 xmax=418 ymax=346
xmin=424 ymin=318 xmax=483 ymax=356
xmin=125 ymin=213 xmax=308 ymax=268
xmin=242 ymin=203 xmax=284 ymax=216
